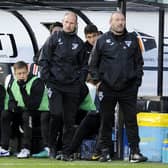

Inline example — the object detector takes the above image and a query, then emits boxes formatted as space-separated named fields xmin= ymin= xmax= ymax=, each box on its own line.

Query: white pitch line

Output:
xmin=0 ymin=162 xmax=132 ymax=167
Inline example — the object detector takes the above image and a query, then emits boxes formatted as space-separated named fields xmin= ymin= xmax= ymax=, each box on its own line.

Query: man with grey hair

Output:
xmin=39 ymin=12 xmax=88 ymax=161
xmin=89 ymin=11 xmax=147 ymax=163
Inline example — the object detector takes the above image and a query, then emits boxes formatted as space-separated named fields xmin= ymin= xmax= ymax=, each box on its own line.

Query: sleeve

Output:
xmin=33 ymin=48 xmax=42 ymax=65
xmin=20 ymin=79 xmax=45 ymax=110
xmin=7 ymin=85 xmax=18 ymax=112
xmin=89 ymin=40 xmax=101 ymax=83
xmin=135 ymin=37 xmax=144 ymax=87
xmin=38 ymin=34 xmax=55 ymax=82
xmin=78 ymin=45 xmax=89 ymax=83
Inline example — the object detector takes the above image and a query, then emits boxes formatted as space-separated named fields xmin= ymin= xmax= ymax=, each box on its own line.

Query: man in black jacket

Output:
xmin=39 ymin=12 xmax=88 ymax=160
xmin=89 ymin=11 xmax=147 ymax=163
xmin=84 ymin=24 xmax=99 ymax=62
xmin=59 ymin=24 xmax=100 ymax=159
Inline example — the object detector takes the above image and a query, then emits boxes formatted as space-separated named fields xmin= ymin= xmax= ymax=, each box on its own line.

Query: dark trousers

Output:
xmin=97 ymin=82 xmax=140 ymax=152
xmin=0 ymin=111 xmax=1 ymax=143
xmin=40 ymin=112 xmax=50 ymax=148
xmin=30 ymin=111 xmax=50 ymax=149
xmin=1 ymin=110 xmax=32 ymax=150
xmin=48 ymin=115 xmax=63 ymax=151
xmin=48 ymin=89 xmax=79 ymax=153
xmin=68 ymin=112 xmax=100 ymax=154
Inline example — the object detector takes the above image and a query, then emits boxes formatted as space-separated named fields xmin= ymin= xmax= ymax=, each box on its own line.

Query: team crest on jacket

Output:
xmin=72 ymin=43 xmax=78 ymax=50
xmin=106 ymin=39 xmax=111 ymax=43
xmin=106 ymin=39 xmax=114 ymax=46
xmin=125 ymin=41 xmax=132 ymax=47
xmin=58 ymin=38 xmax=63 ymax=45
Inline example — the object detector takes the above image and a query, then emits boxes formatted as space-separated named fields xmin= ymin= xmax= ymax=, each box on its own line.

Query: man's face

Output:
xmin=51 ymin=26 xmax=62 ymax=34
xmin=110 ymin=13 xmax=125 ymax=34
xmin=14 ymin=68 xmax=28 ymax=82
xmin=62 ymin=14 xmax=77 ymax=33
xmin=85 ymin=33 xmax=99 ymax=46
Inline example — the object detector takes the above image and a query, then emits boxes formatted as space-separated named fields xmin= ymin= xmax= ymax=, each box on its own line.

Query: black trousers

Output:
xmin=1 ymin=110 xmax=32 ymax=150
xmin=97 ymin=82 xmax=140 ymax=152
xmin=1 ymin=110 xmax=50 ymax=150
xmin=31 ymin=111 xmax=50 ymax=149
xmin=0 ymin=110 xmax=1 ymax=146
xmin=40 ymin=112 xmax=50 ymax=148
xmin=68 ymin=112 xmax=100 ymax=154
xmin=0 ymin=110 xmax=2 ymax=146
xmin=48 ymin=88 xmax=80 ymax=154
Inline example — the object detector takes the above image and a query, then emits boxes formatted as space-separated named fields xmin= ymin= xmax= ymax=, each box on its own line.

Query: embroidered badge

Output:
xmin=125 ymin=41 xmax=132 ymax=47
xmin=72 ymin=43 xmax=78 ymax=50
xmin=106 ymin=39 xmax=114 ymax=46
xmin=58 ymin=38 xmax=63 ymax=45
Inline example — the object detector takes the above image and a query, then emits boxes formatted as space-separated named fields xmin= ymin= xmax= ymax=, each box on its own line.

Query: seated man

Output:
xmin=66 ymin=111 xmax=100 ymax=159
xmin=0 ymin=61 xmax=49 ymax=158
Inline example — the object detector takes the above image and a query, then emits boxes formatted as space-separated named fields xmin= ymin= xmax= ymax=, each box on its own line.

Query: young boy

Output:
xmin=0 ymin=61 xmax=49 ymax=158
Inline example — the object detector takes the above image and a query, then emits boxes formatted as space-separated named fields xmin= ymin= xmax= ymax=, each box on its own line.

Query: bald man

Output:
xmin=39 ymin=12 xmax=88 ymax=161
xmin=89 ymin=11 xmax=147 ymax=163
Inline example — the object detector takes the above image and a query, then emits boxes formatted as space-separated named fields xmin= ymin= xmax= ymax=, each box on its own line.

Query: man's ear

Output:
xmin=74 ymin=22 xmax=78 ymax=33
xmin=109 ymin=17 xmax=112 ymax=25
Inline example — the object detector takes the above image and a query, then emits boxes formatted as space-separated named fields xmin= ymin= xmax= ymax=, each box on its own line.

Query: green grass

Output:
xmin=0 ymin=158 xmax=168 ymax=168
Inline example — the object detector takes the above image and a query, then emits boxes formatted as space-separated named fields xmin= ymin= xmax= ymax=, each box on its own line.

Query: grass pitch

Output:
xmin=0 ymin=158 xmax=168 ymax=168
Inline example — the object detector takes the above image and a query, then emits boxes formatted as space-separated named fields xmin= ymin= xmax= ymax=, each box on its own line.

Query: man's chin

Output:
xmin=116 ymin=30 xmax=124 ymax=34
xmin=64 ymin=29 xmax=73 ymax=33
xmin=113 ymin=29 xmax=125 ymax=35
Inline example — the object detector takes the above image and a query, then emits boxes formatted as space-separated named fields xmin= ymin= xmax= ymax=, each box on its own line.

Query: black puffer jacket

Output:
xmin=39 ymin=31 xmax=88 ymax=87
xmin=89 ymin=30 xmax=144 ymax=90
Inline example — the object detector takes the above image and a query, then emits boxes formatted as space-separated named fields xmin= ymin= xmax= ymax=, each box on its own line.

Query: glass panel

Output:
xmin=144 ymin=0 xmax=168 ymax=4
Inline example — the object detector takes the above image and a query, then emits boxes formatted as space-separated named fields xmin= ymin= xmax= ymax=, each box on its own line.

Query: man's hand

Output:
xmin=8 ymin=100 xmax=18 ymax=112
xmin=17 ymin=80 xmax=26 ymax=89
